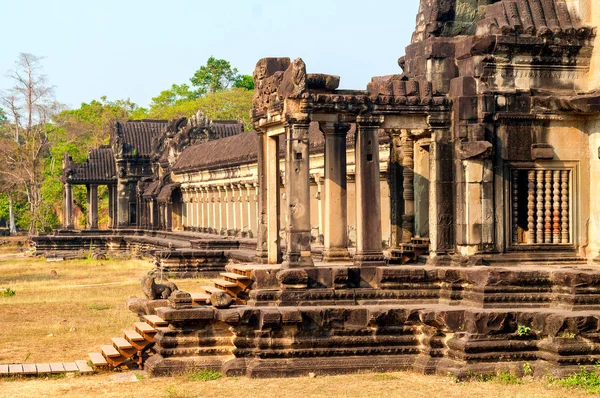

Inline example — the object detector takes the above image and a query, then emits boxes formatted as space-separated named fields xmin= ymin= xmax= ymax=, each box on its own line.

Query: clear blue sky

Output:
xmin=0 ymin=0 xmax=420 ymax=109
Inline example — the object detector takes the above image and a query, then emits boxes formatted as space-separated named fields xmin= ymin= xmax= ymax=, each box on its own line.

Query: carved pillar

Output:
xmin=230 ymin=184 xmax=237 ymax=233
xmin=512 ymin=170 xmax=519 ymax=244
xmin=553 ymin=170 xmax=561 ymax=244
xmin=106 ymin=184 xmax=114 ymax=229
xmin=320 ymin=121 xmax=351 ymax=261
xmin=354 ymin=115 xmax=385 ymax=267
xmin=561 ymin=170 xmax=569 ymax=243
xmin=527 ymin=171 xmax=535 ymax=244
xmin=197 ymin=187 xmax=203 ymax=231
xmin=536 ymin=170 xmax=544 ymax=244
xmin=211 ymin=186 xmax=218 ymax=234
xmin=165 ymin=199 xmax=173 ymax=231
xmin=255 ymin=132 xmax=269 ymax=261
xmin=316 ymin=175 xmax=324 ymax=245
xmin=544 ymin=170 xmax=552 ymax=244
xmin=267 ymin=135 xmax=281 ymax=264
xmin=197 ymin=188 xmax=203 ymax=231
xmin=388 ymin=129 xmax=403 ymax=248
xmin=401 ymin=129 xmax=415 ymax=243
xmin=283 ymin=119 xmax=313 ymax=268
xmin=87 ymin=184 xmax=98 ymax=230
xmin=238 ymin=184 xmax=245 ymax=235
xmin=64 ymin=183 xmax=74 ymax=229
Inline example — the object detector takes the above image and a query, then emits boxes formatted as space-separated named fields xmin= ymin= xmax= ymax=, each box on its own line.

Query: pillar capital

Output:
xmin=284 ymin=115 xmax=311 ymax=128
xmin=356 ymin=115 xmax=384 ymax=128
xmin=318 ymin=121 xmax=352 ymax=137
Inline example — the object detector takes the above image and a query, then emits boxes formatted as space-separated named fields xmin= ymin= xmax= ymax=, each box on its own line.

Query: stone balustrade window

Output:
xmin=511 ymin=168 xmax=571 ymax=245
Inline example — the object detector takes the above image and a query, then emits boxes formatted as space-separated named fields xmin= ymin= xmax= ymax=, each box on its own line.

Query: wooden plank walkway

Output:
xmin=0 ymin=361 xmax=94 ymax=376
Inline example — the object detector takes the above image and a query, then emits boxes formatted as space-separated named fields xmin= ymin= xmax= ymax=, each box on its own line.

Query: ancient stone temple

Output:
xmin=34 ymin=0 xmax=600 ymax=379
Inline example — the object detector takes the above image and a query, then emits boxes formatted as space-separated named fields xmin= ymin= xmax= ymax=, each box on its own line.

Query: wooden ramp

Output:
xmin=1 ymin=315 xmax=167 ymax=377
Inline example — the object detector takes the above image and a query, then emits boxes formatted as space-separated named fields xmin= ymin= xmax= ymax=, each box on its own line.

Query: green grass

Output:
xmin=559 ymin=365 xmax=600 ymax=393
xmin=188 ymin=369 xmax=223 ymax=382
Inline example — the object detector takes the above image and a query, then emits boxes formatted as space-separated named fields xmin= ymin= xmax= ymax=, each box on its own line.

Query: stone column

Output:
xmin=400 ymin=130 xmax=415 ymax=243
xmin=354 ymin=115 xmax=385 ymax=267
xmin=64 ymin=183 xmax=74 ymax=229
xmin=255 ymin=132 xmax=269 ymax=262
xmin=106 ymin=184 xmax=114 ymax=229
xmin=87 ymin=184 xmax=99 ymax=230
xmin=267 ymin=135 xmax=281 ymax=264
xmin=195 ymin=188 xmax=201 ymax=231
xmin=181 ymin=189 xmax=187 ymax=229
xmin=283 ymin=119 xmax=313 ymax=268
xmin=111 ymin=184 xmax=118 ymax=229
xmin=199 ymin=187 xmax=205 ymax=231
xmin=388 ymin=130 xmax=403 ymax=249
xmin=320 ymin=122 xmax=351 ymax=261
xmin=238 ymin=184 xmax=245 ymax=235
xmin=165 ymin=200 xmax=173 ymax=231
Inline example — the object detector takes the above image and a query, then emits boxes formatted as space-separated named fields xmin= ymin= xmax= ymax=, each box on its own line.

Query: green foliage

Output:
xmin=144 ymin=88 xmax=253 ymax=130
xmin=495 ymin=371 xmax=521 ymax=385
xmin=187 ymin=369 xmax=223 ymax=382
xmin=0 ymin=106 xmax=6 ymax=124
xmin=150 ymin=83 xmax=194 ymax=108
xmin=517 ymin=324 xmax=532 ymax=336
xmin=523 ymin=362 xmax=533 ymax=377
xmin=0 ymin=193 xmax=28 ymax=230
xmin=233 ymin=74 xmax=254 ymax=90
xmin=559 ymin=364 xmax=600 ymax=393
xmin=190 ymin=56 xmax=239 ymax=95
xmin=559 ymin=331 xmax=577 ymax=339
xmin=2 ymin=287 xmax=16 ymax=297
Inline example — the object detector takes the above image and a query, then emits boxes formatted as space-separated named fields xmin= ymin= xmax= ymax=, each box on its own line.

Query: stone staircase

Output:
xmin=196 ymin=266 xmax=253 ymax=305
xmin=388 ymin=237 xmax=430 ymax=264
xmin=87 ymin=315 xmax=165 ymax=370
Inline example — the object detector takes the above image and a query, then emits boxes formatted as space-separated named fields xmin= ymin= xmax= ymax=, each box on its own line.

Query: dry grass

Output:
xmin=0 ymin=253 xmax=594 ymax=397
xmin=0 ymin=235 xmax=29 ymax=254
xmin=0 ymin=255 xmax=208 ymax=363
xmin=0 ymin=371 xmax=594 ymax=398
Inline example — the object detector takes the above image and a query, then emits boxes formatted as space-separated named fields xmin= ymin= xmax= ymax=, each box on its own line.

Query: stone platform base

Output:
xmin=144 ymin=304 xmax=600 ymax=379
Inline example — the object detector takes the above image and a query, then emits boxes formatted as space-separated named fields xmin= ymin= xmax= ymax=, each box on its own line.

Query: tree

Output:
xmin=141 ymin=87 xmax=253 ymax=129
xmin=233 ymin=75 xmax=254 ymax=91
xmin=190 ymin=57 xmax=240 ymax=96
xmin=0 ymin=53 xmax=58 ymax=234
xmin=150 ymin=83 xmax=193 ymax=108
xmin=54 ymin=96 xmax=141 ymax=152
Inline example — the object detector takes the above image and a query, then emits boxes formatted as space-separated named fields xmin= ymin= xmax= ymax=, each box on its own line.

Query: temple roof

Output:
xmin=411 ymin=0 xmax=593 ymax=42
xmin=114 ymin=120 xmax=168 ymax=158
xmin=65 ymin=146 xmax=116 ymax=184
xmin=172 ymin=122 xmax=369 ymax=174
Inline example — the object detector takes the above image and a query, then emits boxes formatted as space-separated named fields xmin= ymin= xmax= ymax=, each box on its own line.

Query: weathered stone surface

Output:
xmin=306 ymin=74 xmax=340 ymax=91
xmin=210 ymin=291 xmax=234 ymax=309
xmin=276 ymin=269 xmax=309 ymax=290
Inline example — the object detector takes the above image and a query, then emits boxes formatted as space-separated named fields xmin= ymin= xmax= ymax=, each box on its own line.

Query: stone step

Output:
xmin=8 ymin=364 xmax=23 ymax=375
xmin=63 ymin=362 xmax=79 ymax=372
xmin=124 ymin=329 xmax=145 ymax=342
xmin=50 ymin=363 xmax=65 ymax=374
xmin=143 ymin=315 xmax=168 ymax=328
xmin=201 ymin=285 xmax=225 ymax=294
xmin=35 ymin=363 xmax=51 ymax=374
xmin=101 ymin=345 xmax=121 ymax=358
xmin=221 ymin=272 xmax=250 ymax=280
xmin=75 ymin=360 xmax=94 ymax=374
xmin=212 ymin=279 xmax=238 ymax=288
xmin=190 ymin=292 xmax=211 ymax=305
xmin=112 ymin=337 xmax=133 ymax=350
xmin=22 ymin=364 xmax=37 ymax=375
xmin=134 ymin=322 xmax=157 ymax=334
